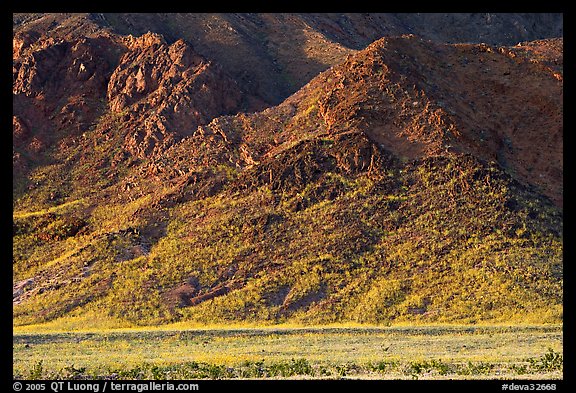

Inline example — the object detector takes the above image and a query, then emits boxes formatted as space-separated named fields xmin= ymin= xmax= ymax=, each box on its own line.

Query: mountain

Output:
xmin=13 ymin=13 xmax=562 ymax=326
xmin=13 ymin=13 xmax=563 ymax=108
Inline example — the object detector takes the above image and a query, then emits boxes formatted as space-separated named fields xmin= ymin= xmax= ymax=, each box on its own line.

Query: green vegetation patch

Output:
xmin=13 ymin=326 xmax=562 ymax=380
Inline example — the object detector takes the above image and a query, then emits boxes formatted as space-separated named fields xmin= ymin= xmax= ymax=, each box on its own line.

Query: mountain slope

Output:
xmin=12 ymin=17 xmax=563 ymax=327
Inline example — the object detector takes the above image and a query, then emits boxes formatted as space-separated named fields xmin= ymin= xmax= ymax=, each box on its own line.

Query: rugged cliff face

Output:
xmin=13 ymin=12 xmax=563 ymax=107
xmin=13 ymin=14 xmax=562 ymax=327
xmin=105 ymin=33 xmax=246 ymax=158
xmin=13 ymin=32 xmax=121 ymax=170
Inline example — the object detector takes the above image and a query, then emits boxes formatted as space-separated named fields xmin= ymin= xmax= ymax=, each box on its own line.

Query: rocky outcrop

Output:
xmin=13 ymin=33 xmax=124 ymax=159
xmin=107 ymin=32 xmax=244 ymax=157
xmin=13 ymin=30 xmax=247 ymax=166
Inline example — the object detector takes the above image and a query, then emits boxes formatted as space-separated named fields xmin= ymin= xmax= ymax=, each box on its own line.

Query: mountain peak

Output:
xmin=124 ymin=31 xmax=167 ymax=49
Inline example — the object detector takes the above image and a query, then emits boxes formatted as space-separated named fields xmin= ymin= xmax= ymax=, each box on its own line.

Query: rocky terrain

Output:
xmin=13 ymin=13 xmax=562 ymax=326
